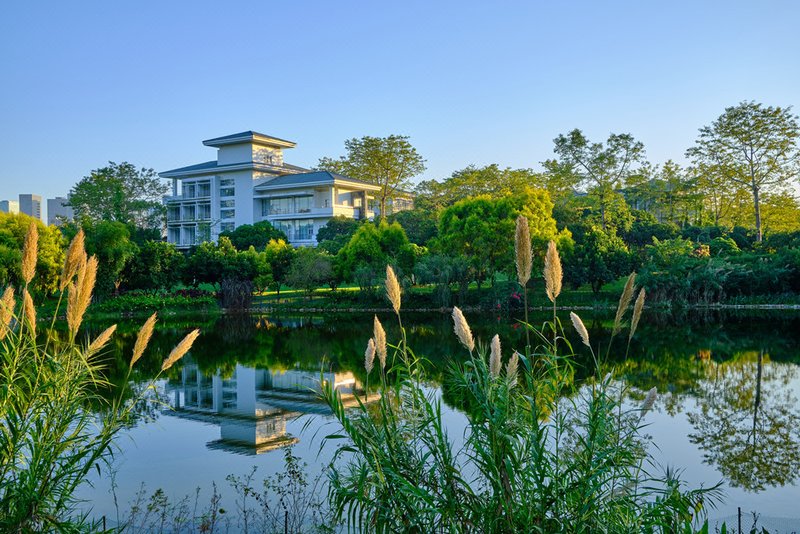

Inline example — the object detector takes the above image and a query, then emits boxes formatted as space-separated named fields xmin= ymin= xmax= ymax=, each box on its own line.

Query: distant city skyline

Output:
xmin=2 ymin=1 xmax=799 ymax=203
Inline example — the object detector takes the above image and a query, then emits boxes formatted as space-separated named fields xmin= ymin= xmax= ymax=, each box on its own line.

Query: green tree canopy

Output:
xmin=121 ymin=240 xmax=184 ymax=291
xmin=62 ymin=220 xmax=137 ymax=298
xmin=68 ymin=161 xmax=169 ymax=229
xmin=316 ymin=216 xmax=362 ymax=255
xmin=219 ymin=220 xmax=287 ymax=250
xmin=687 ymin=101 xmax=800 ymax=242
xmin=285 ymin=247 xmax=334 ymax=296
xmin=318 ymin=135 xmax=426 ymax=218
xmin=264 ymin=238 xmax=296 ymax=298
xmin=0 ymin=212 xmax=64 ymax=294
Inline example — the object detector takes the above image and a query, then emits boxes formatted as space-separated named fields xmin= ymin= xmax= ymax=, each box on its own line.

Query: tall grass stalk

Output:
xmin=0 ymin=222 xmax=199 ymax=531
xmin=321 ymin=253 xmax=722 ymax=533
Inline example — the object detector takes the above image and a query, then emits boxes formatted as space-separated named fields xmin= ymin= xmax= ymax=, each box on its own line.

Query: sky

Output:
xmin=1 ymin=1 xmax=799 ymax=219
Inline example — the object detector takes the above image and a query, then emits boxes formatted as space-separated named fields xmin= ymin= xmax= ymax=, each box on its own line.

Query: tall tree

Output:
xmin=318 ymin=135 xmax=426 ymax=218
xmin=687 ymin=101 xmax=800 ymax=242
xmin=552 ymin=129 xmax=645 ymax=229
xmin=68 ymin=161 xmax=169 ymax=229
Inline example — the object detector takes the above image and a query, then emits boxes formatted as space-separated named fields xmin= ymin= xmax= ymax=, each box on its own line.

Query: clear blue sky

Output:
xmin=1 ymin=1 xmax=799 ymax=210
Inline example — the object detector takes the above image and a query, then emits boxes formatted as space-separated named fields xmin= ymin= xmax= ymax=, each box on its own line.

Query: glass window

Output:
xmin=220 ymin=199 xmax=235 ymax=208
xmin=197 ymin=182 xmax=211 ymax=197
xmin=220 ymin=178 xmax=235 ymax=186
xmin=220 ymin=187 xmax=234 ymax=197
xmin=184 ymin=184 xmax=196 ymax=198
xmin=296 ymin=196 xmax=313 ymax=213
xmin=198 ymin=204 xmax=211 ymax=220
xmin=296 ymin=220 xmax=314 ymax=240
xmin=220 ymin=209 xmax=235 ymax=219
xmin=272 ymin=220 xmax=293 ymax=240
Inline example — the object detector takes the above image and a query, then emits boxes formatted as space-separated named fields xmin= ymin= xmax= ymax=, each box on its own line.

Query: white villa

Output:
xmin=160 ymin=131 xmax=382 ymax=248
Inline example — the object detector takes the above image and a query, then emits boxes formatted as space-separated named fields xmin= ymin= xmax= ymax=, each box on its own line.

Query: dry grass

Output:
xmin=373 ymin=315 xmax=386 ymax=370
xmin=515 ymin=216 xmax=532 ymax=287
xmin=544 ymin=240 xmax=562 ymax=303
xmin=452 ymin=306 xmax=474 ymax=353
xmin=385 ymin=265 xmax=401 ymax=315
xmin=161 ymin=329 xmax=200 ymax=371
xmin=131 ymin=313 xmax=157 ymax=369
xmin=21 ymin=222 xmax=38 ymax=286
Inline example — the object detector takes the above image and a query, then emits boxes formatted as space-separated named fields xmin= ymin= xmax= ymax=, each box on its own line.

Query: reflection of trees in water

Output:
xmin=687 ymin=352 xmax=800 ymax=491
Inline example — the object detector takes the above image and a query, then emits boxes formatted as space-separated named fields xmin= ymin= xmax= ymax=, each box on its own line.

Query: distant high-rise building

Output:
xmin=47 ymin=196 xmax=74 ymax=225
xmin=0 ymin=200 xmax=20 ymax=214
xmin=19 ymin=194 xmax=42 ymax=221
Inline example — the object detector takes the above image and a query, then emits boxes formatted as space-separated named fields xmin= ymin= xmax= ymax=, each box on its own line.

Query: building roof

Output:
xmin=254 ymin=171 xmax=381 ymax=191
xmin=203 ymin=130 xmax=297 ymax=149
xmin=159 ymin=160 xmax=309 ymax=178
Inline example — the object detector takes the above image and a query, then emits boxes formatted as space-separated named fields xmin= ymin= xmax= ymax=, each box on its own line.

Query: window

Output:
xmin=296 ymin=196 xmax=313 ymax=213
xmin=220 ymin=209 xmax=235 ymax=219
xmin=272 ymin=220 xmax=293 ymax=240
xmin=184 ymin=226 xmax=196 ymax=245
xmin=296 ymin=220 xmax=314 ymax=240
xmin=167 ymin=208 xmax=181 ymax=221
xmin=198 ymin=204 xmax=211 ymax=220
xmin=197 ymin=182 xmax=211 ymax=197
xmin=221 ymin=222 xmax=235 ymax=233
xmin=184 ymin=184 xmax=196 ymax=199
xmin=220 ymin=178 xmax=235 ymax=186
xmin=183 ymin=206 xmax=195 ymax=220
xmin=220 ymin=187 xmax=234 ymax=197
xmin=197 ymin=224 xmax=211 ymax=242
xmin=220 ymin=199 xmax=235 ymax=208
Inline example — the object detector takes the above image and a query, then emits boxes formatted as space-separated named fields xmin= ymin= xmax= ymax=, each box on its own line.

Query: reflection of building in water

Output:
xmin=165 ymin=361 xmax=359 ymax=455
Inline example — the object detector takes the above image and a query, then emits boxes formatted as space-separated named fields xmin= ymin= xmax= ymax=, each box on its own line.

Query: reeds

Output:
xmin=570 ymin=311 xmax=590 ymax=347
xmin=60 ymin=229 xmax=85 ymax=291
xmin=629 ymin=288 xmax=646 ymax=342
xmin=0 ymin=287 xmax=15 ymax=341
xmin=88 ymin=324 xmax=117 ymax=353
xmin=506 ymin=351 xmax=519 ymax=386
xmin=21 ymin=289 xmax=36 ymax=338
xmin=452 ymin=306 xmax=474 ymax=353
xmin=489 ymin=334 xmax=502 ymax=377
xmin=515 ymin=216 xmax=532 ymax=287
xmin=373 ymin=316 xmax=386 ymax=370
xmin=613 ymin=272 xmax=637 ymax=336
xmin=364 ymin=338 xmax=376 ymax=374
xmin=66 ymin=256 xmax=98 ymax=337
xmin=21 ymin=222 xmax=38 ymax=285
xmin=543 ymin=240 xmax=562 ymax=303
xmin=161 ymin=329 xmax=200 ymax=371
xmin=131 ymin=313 xmax=157 ymax=369
xmin=385 ymin=265 xmax=401 ymax=315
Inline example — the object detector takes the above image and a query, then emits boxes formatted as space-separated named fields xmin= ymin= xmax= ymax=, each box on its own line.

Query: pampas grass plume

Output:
xmin=515 ymin=216 xmax=532 ymax=287
xmin=373 ymin=315 xmax=387 ymax=370
xmin=0 ymin=287 xmax=14 ymax=341
xmin=22 ymin=288 xmax=35 ymax=338
xmin=506 ymin=351 xmax=519 ymax=386
xmin=60 ymin=229 xmax=86 ymax=290
xmin=131 ymin=313 xmax=157 ymax=369
xmin=452 ymin=306 xmax=474 ymax=353
xmin=67 ymin=256 xmax=98 ymax=335
xmin=89 ymin=324 xmax=117 ymax=353
xmin=489 ymin=334 xmax=502 ymax=377
xmin=640 ymin=387 xmax=657 ymax=416
xmin=364 ymin=338 xmax=376 ymax=374
xmin=544 ymin=240 xmax=562 ymax=303
xmin=629 ymin=288 xmax=646 ymax=341
xmin=385 ymin=265 xmax=401 ymax=314
xmin=613 ymin=272 xmax=636 ymax=335
xmin=570 ymin=312 xmax=590 ymax=347
xmin=21 ymin=222 xmax=38 ymax=285
xmin=161 ymin=329 xmax=200 ymax=371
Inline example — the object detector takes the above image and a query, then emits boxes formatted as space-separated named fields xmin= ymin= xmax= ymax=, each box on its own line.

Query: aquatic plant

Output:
xmin=0 ymin=222 xmax=199 ymax=531
xmin=321 ymin=228 xmax=722 ymax=533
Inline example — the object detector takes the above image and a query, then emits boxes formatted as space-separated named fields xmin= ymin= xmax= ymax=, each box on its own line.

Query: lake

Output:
xmin=75 ymin=308 xmax=800 ymax=530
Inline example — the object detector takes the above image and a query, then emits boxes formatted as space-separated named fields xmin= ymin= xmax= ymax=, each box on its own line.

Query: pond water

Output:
xmin=75 ymin=309 xmax=800 ymax=529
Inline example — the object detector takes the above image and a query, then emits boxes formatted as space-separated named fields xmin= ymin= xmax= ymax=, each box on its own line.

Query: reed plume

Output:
xmin=161 ymin=329 xmax=200 ymax=371
xmin=131 ymin=313 xmax=157 ymax=369
xmin=21 ymin=222 xmax=38 ymax=285
xmin=570 ymin=312 xmax=590 ymax=347
xmin=364 ymin=338 xmax=376 ymax=374
xmin=514 ymin=216 xmax=532 ymax=287
xmin=22 ymin=288 xmax=36 ymax=338
xmin=506 ymin=351 xmax=519 ymax=386
xmin=385 ymin=265 xmax=401 ymax=314
xmin=60 ymin=229 xmax=86 ymax=290
xmin=452 ymin=306 xmax=474 ymax=353
xmin=0 ymin=287 xmax=14 ymax=341
xmin=489 ymin=334 xmax=502 ymax=377
xmin=613 ymin=272 xmax=636 ymax=335
xmin=88 ymin=325 xmax=117 ymax=353
xmin=640 ymin=387 xmax=657 ymax=417
xmin=628 ymin=288 xmax=646 ymax=341
xmin=66 ymin=256 xmax=98 ymax=336
xmin=373 ymin=315 xmax=387 ymax=370
xmin=543 ymin=240 xmax=562 ymax=303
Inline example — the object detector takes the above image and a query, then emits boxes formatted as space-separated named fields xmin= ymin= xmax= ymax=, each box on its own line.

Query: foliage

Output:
xmin=321 ymin=268 xmax=720 ymax=533
xmin=64 ymin=220 xmax=138 ymax=299
xmin=93 ymin=289 xmax=218 ymax=314
xmin=687 ymin=101 xmax=800 ymax=241
xmin=219 ymin=220 xmax=287 ymax=250
xmin=122 ymin=240 xmax=184 ymax=291
xmin=336 ymin=221 xmax=415 ymax=285
xmin=388 ymin=208 xmax=438 ymax=247
xmin=286 ymin=247 xmax=334 ymax=296
xmin=563 ymin=225 xmax=631 ymax=293
xmin=316 ymin=216 xmax=362 ymax=255
xmin=264 ymin=238 xmax=295 ymax=297
xmin=0 ymin=212 xmax=64 ymax=294
xmin=182 ymin=237 xmax=256 ymax=288
xmin=68 ymin=161 xmax=169 ymax=229
xmin=318 ymin=135 xmax=426 ymax=218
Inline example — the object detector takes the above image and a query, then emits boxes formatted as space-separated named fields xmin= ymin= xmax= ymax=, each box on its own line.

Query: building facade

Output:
xmin=0 ymin=200 xmax=19 ymax=214
xmin=160 ymin=131 xmax=382 ymax=248
xmin=18 ymin=194 xmax=42 ymax=221
xmin=47 ymin=196 xmax=74 ymax=225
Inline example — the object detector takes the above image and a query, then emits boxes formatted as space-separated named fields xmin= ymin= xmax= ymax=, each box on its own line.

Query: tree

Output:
xmin=687 ymin=101 xmax=800 ymax=242
xmin=563 ymin=225 xmax=631 ymax=293
xmin=264 ymin=239 xmax=295 ymax=298
xmin=316 ymin=216 xmax=362 ymax=255
xmin=389 ymin=208 xmax=438 ymax=247
xmin=0 ymin=212 xmax=64 ymax=294
xmin=122 ymin=240 xmax=184 ymax=291
xmin=552 ymin=129 xmax=645 ymax=229
xmin=219 ymin=220 xmax=287 ymax=250
xmin=77 ymin=221 xmax=137 ymax=298
xmin=318 ymin=135 xmax=426 ymax=218
xmin=336 ymin=221 xmax=415 ymax=285
xmin=285 ymin=248 xmax=334 ymax=297
xmin=68 ymin=161 xmax=169 ymax=229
